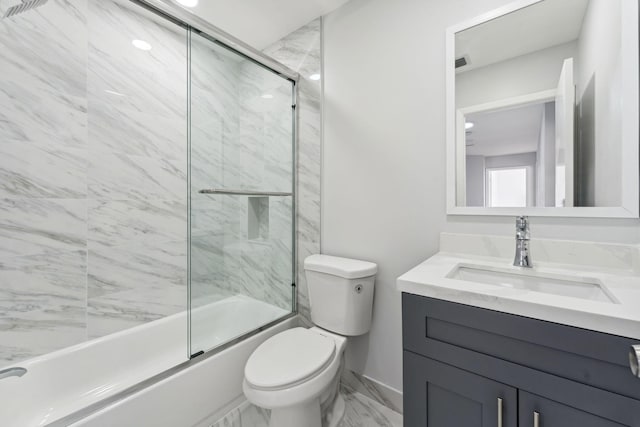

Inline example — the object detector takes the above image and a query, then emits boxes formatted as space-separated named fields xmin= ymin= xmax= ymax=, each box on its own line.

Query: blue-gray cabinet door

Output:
xmin=519 ymin=391 xmax=637 ymax=427
xmin=404 ymin=351 xmax=517 ymax=427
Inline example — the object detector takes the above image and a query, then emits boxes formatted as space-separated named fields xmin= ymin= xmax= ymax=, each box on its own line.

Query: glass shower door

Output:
xmin=188 ymin=30 xmax=295 ymax=356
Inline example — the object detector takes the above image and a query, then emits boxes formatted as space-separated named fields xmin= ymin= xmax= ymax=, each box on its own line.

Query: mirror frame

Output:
xmin=445 ymin=0 xmax=640 ymax=218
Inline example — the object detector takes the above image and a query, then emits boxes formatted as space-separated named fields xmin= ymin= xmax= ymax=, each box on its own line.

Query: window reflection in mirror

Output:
xmin=454 ymin=0 xmax=630 ymax=209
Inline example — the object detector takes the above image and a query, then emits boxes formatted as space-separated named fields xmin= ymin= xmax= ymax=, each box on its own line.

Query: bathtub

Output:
xmin=0 ymin=295 xmax=292 ymax=427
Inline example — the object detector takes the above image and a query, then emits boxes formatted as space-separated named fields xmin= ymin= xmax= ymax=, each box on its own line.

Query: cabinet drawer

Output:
xmin=402 ymin=293 xmax=640 ymax=400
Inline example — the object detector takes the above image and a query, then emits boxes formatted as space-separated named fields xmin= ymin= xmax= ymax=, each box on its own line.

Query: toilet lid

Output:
xmin=245 ymin=328 xmax=336 ymax=389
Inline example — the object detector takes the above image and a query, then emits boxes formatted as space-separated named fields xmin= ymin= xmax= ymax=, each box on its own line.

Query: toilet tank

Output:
xmin=304 ymin=255 xmax=377 ymax=336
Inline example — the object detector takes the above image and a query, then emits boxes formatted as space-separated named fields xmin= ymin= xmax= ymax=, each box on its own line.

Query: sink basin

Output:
xmin=447 ymin=264 xmax=618 ymax=303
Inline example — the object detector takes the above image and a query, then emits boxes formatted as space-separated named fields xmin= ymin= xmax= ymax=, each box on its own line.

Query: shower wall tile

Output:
xmin=235 ymin=63 xmax=294 ymax=194
xmin=0 ymin=0 xmax=90 ymax=367
xmin=87 ymin=239 xmax=187 ymax=298
xmin=190 ymin=124 xmax=225 ymax=190
xmin=87 ymin=153 xmax=187 ymax=201
xmin=0 ymin=198 xmax=87 ymax=259
xmin=190 ymin=232 xmax=225 ymax=294
xmin=0 ymin=89 xmax=88 ymax=149
xmin=0 ymin=1 xmax=321 ymax=367
xmin=0 ymin=250 xmax=87 ymax=365
xmin=88 ymin=199 xmax=187 ymax=247
xmin=0 ymin=0 xmax=193 ymax=365
xmin=0 ymin=0 xmax=88 ymax=148
xmin=0 ymin=143 xmax=88 ymax=198
xmin=263 ymin=18 xmax=323 ymax=321
xmin=87 ymin=0 xmax=187 ymax=117
xmin=88 ymin=102 xmax=186 ymax=160
xmin=87 ymin=284 xmax=187 ymax=339
xmin=82 ymin=0 xmax=189 ymax=337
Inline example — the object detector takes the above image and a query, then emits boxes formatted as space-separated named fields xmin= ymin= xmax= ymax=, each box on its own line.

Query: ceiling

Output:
xmin=465 ymin=103 xmax=549 ymax=158
xmin=456 ymin=0 xmax=590 ymax=73
xmin=172 ymin=0 xmax=351 ymax=49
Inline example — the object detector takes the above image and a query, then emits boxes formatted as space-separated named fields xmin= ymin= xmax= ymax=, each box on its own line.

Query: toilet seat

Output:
xmin=245 ymin=327 xmax=336 ymax=390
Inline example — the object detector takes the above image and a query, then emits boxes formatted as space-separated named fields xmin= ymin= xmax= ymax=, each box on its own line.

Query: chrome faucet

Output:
xmin=513 ymin=216 xmax=532 ymax=268
xmin=0 ymin=367 xmax=27 ymax=380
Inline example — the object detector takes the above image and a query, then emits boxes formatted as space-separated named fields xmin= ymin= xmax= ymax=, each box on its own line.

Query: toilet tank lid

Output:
xmin=304 ymin=254 xmax=377 ymax=279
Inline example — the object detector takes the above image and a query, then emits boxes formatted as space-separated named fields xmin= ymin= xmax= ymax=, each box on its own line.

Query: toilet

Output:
xmin=243 ymin=254 xmax=377 ymax=427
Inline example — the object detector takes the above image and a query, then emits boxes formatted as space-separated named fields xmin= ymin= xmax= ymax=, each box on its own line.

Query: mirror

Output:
xmin=446 ymin=0 xmax=639 ymax=217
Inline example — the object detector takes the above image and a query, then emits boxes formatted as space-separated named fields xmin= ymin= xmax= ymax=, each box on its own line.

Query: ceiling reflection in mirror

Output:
xmin=454 ymin=0 xmax=633 ymax=210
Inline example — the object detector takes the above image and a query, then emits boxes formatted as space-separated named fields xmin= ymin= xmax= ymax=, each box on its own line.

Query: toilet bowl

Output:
xmin=243 ymin=254 xmax=377 ymax=427
xmin=243 ymin=327 xmax=347 ymax=427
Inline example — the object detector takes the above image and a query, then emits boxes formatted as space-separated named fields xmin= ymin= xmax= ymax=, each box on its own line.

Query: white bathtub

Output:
xmin=0 ymin=295 xmax=291 ymax=427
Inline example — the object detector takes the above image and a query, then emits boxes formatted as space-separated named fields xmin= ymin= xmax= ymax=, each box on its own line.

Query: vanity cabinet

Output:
xmin=405 ymin=352 xmax=518 ymax=426
xmin=402 ymin=294 xmax=640 ymax=426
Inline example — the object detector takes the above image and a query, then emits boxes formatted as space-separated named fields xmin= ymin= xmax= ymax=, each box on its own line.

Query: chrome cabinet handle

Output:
xmin=497 ymin=397 xmax=503 ymax=427
xmin=630 ymin=345 xmax=640 ymax=377
xmin=533 ymin=411 xmax=540 ymax=427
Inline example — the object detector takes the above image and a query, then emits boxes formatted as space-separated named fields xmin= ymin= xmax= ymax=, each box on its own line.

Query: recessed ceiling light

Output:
xmin=175 ymin=0 xmax=198 ymax=7
xmin=132 ymin=39 xmax=152 ymax=51
xmin=465 ymin=122 xmax=475 ymax=130
xmin=261 ymin=94 xmax=274 ymax=99
xmin=309 ymin=73 xmax=321 ymax=81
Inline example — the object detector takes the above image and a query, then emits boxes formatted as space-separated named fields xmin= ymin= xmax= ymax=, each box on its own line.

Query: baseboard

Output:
xmin=341 ymin=370 xmax=403 ymax=414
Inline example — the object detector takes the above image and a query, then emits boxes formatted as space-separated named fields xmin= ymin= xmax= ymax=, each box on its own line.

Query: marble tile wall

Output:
xmin=0 ymin=0 xmax=194 ymax=364
xmin=190 ymin=18 xmax=323 ymax=333
xmin=0 ymin=1 xmax=320 ymax=366
xmin=0 ymin=0 xmax=91 ymax=365
xmin=189 ymin=32 xmax=297 ymax=353
xmin=85 ymin=0 xmax=189 ymax=340
xmin=0 ymin=0 xmax=189 ymax=363
xmin=263 ymin=18 xmax=323 ymax=321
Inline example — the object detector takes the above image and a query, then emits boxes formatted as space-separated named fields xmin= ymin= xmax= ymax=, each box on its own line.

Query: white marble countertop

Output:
xmin=397 ymin=234 xmax=640 ymax=341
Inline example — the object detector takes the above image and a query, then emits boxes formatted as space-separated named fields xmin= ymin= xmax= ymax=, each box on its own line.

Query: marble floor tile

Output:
xmin=342 ymin=370 xmax=403 ymax=414
xmin=209 ymin=388 xmax=402 ymax=427
xmin=339 ymin=388 xmax=403 ymax=427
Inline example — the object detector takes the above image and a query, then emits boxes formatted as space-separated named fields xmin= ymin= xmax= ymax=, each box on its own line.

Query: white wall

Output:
xmin=536 ymin=102 xmax=556 ymax=206
xmin=466 ymin=155 xmax=485 ymax=207
xmin=323 ymin=0 xmax=640 ymax=393
xmin=576 ymin=0 xmax=623 ymax=206
xmin=457 ymin=41 xmax=577 ymax=108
